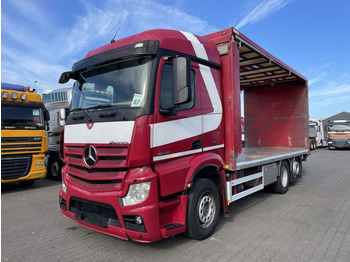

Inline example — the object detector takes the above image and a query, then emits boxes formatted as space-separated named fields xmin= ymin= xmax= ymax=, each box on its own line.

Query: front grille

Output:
xmin=64 ymin=144 xmax=129 ymax=191
xmin=69 ymin=174 xmax=122 ymax=184
xmin=2 ymin=137 xmax=42 ymax=143
xmin=1 ymin=155 xmax=32 ymax=180
xmin=69 ymin=197 xmax=120 ymax=228
xmin=1 ymin=137 xmax=42 ymax=154
xmin=65 ymin=145 xmax=128 ymax=168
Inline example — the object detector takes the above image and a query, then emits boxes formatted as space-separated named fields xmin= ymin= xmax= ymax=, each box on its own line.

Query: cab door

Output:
xmin=151 ymin=57 xmax=202 ymax=163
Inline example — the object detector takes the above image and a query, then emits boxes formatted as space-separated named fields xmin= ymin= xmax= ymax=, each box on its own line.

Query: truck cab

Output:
xmin=1 ymin=83 xmax=49 ymax=186
xmin=309 ymin=118 xmax=325 ymax=150
xmin=58 ymin=28 xmax=308 ymax=242
xmin=43 ymin=88 xmax=72 ymax=180
xmin=326 ymin=120 xmax=350 ymax=149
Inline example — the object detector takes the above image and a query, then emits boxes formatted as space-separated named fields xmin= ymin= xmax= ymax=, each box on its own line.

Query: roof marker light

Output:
xmin=135 ymin=43 xmax=144 ymax=48
xmin=10 ymin=92 xmax=18 ymax=100
xmin=1 ymin=91 xmax=9 ymax=99
xmin=20 ymin=93 xmax=27 ymax=101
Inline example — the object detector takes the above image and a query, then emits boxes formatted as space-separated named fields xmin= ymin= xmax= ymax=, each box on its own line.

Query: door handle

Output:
xmin=191 ymin=140 xmax=202 ymax=150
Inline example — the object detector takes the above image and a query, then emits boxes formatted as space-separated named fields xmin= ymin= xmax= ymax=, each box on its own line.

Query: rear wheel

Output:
xmin=291 ymin=158 xmax=302 ymax=184
xmin=185 ymin=178 xmax=220 ymax=240
xmin=273 ymin=161 xmax=289 ymax=194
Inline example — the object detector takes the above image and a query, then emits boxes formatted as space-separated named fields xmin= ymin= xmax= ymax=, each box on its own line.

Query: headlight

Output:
xmin=120 ymin=181 xmax=151 ymax=206
xmin=62 ymin=180 xmax=67 ymax=194
xmin=36 ymin=162 xmax=45 ymax=167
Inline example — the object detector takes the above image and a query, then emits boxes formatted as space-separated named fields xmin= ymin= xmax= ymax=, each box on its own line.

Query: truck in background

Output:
xmin=326 ymin=120 xmax=350 ymax=149
xmin=1 ymin=83 xmax=50 ymax=186
xmin=58 ymin=27 xmax=309 ymax=242
xmin=241 ymin=117 xmax=245 ymax=147
xmin=309 ymin=118 xmax=326 ymax=150
xmin=42 ymin=87 xmax=72 ymax=180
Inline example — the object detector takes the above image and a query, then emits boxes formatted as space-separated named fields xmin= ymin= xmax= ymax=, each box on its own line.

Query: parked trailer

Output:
xmin=58 ymin=28 xmax=309 ymax=242
xmin=43 ymin=88 xmax=72 ymax=180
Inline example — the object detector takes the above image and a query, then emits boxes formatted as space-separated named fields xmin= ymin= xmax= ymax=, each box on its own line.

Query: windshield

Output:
xmin=309 ymin=125 xmax=317 ymax=137
xmin=2 ymin=105 xmax=45 ymax=130
xmin=328 ymin=124 xmax=350 ymax=132
xmin=71 ymin=56 xmax=153 ymax=111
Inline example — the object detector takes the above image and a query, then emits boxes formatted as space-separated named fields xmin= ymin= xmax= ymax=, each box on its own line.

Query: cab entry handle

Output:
xmin=191 ymin=140 xmax=202 ymax=150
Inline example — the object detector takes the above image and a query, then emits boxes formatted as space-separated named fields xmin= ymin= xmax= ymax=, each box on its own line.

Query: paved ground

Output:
xmin=2 ymin=148 xmax=350 ymax=262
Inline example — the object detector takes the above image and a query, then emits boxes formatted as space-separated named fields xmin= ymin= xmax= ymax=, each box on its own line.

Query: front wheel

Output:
xmin=185 ymin=178 xmax=220 ymax=240
xmin=48 ymin=155 xmax=63 ymax=181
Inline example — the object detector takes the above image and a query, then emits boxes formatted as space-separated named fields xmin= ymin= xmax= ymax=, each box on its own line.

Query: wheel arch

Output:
xmin=186 ymin=153 xmax=226 ymax=212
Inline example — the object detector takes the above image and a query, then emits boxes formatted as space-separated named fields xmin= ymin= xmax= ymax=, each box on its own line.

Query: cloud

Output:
xmin=8 ymin=0 xmax=50 ymax=26
xmin=236 ymin=0 xmax=293 ymax=29
xmin=309 ymin=71 xmax=350 ymax=118
xmin=310 ymin=83 xmax=350 ymax=98
xmin=2 ymin=0 xmax=219 ymax=93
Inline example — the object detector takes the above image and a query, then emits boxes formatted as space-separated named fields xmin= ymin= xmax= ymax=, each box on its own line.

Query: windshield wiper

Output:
xmin=86 ymin=104 xmax=114 ymax=110
xmin=93 ymin=105 xmax=126 ymax=120
xmin=71 ymin=105 xmax=126 ymax=121
xmin=71 ymin=108 xmax=92 ymax=122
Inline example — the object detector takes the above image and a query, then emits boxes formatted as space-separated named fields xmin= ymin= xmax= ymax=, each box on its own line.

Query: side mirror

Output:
xmin=59 ymin=108 xmax=66 ymax=127
xmin=173 ymin=57 xmax=191 ymax=105
xmin=44 ymin=109 xmax=51 ymax=131
xmin=59 ymin=71 xmax=72 ymax=84
xmin=44 ymin=109 xmax=50 ymax=121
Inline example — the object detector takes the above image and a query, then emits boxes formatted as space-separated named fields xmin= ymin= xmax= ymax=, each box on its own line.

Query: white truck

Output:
xmin=43 ymin=87 xmax=72 ymax=180
xmin=309 ymin=118 xmax=326 ymax=150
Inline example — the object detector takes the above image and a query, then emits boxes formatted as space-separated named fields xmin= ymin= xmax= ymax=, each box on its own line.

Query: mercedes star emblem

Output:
xmin=83 ymin=145 xmax=97 ymax=167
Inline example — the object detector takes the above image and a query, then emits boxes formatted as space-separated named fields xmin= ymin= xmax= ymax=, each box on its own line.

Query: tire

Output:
xmin=273 ymin=161 xmax=289 ymax=194
xmin=19 ymin=180 xmax=35 ymax=187
xmin=185 ymin=178 xmax=220 ymax=240
xmin=48 ymin=155 xmax=63 ymax=181
xmin=291 ymin=158 xmax=302 ymax=184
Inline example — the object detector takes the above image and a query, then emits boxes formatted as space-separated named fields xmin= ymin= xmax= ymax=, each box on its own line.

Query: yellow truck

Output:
xmin=1 ymin=83 xmax=50 ymax=186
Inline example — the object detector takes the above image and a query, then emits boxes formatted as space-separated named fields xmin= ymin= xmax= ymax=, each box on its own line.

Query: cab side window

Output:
xmin=160 ymin=64 xmax=195 ymax=111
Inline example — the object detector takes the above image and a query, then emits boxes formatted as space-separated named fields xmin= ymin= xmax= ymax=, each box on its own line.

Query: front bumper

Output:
xmin=328 ymin=139 xmax=350 ymax=148
xmin=1 ymin=154 xmax=47 ymax=183
xmin=59 ymin=166 xmax=161 ymax=243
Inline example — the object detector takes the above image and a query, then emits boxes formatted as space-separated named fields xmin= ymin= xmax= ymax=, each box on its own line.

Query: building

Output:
xmin=322 ymin=111 xmax=350 ymax=128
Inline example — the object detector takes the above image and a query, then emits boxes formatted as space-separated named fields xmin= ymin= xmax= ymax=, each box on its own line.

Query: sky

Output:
xmin=1 ymin=0 xmax=350 ymax=119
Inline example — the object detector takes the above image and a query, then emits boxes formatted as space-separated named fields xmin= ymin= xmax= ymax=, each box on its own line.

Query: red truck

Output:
xmin=58 ymin=27 xmax=309 ymax=242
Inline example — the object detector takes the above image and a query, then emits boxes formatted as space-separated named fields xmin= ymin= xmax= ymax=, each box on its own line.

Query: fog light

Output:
xmin=10 ymin=92 xmax=18 ymax=100
xmin=135 ymin=216 xmax=143 ymax=225
xmin=1 ymin=91 xmax=9 ymax=99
